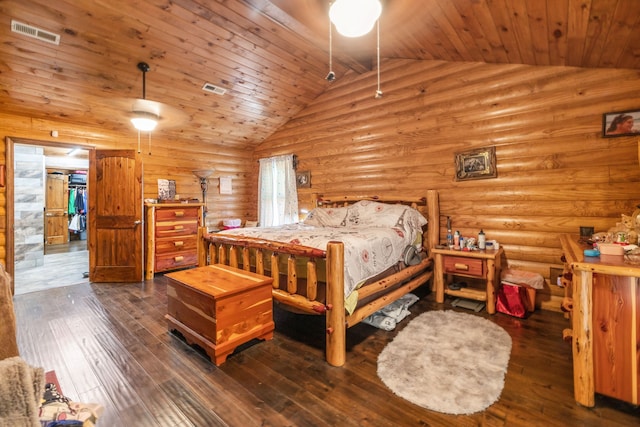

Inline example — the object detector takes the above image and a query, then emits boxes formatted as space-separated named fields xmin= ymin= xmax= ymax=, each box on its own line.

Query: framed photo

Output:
xmin=602 ymin=109 xmax=640 ymax=137
xmin=296 ymin=170 xmax=311 ymax=188
xmin=455 ymin=146 xmax=497 ymax=181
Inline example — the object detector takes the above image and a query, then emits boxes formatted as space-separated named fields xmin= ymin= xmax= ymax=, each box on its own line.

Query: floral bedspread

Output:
xmin=221 ymin=200 xmax=428 ymax=308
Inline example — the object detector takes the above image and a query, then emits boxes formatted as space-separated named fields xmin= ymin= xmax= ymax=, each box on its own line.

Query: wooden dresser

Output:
xmin=560 ymin=234 xmax=639 ymax=407
xmin=144 ymin=202 xmax=205 ymax=279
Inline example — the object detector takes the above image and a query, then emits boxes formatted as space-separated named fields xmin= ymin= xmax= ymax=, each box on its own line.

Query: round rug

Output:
xmin=377 ymin=310 xmax=512 ymax=415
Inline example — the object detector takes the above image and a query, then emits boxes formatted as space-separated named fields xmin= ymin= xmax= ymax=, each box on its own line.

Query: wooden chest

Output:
xmin=165 ymin=264 xmax=274 ymax=365
xmin=145 ymin=202 xmax=204 ymax=279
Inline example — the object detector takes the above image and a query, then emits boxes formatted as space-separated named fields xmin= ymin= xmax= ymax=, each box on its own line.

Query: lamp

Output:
xmin=131 ymin=62 xmax=158 ymax=154
xmin=131 ymin=62 xmax=158 ymax=131
xmin=193 ymin=169 xmax=214 ymax=217
xmin=327 ymin=0 xmax=383 ymax=98
xmin=329 ymin=0 xmax=382 ymax=37
xmin=131 ymin=112 xmax=158 ymax=132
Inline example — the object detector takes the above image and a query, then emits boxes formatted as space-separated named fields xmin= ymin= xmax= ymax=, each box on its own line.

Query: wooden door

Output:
xmin=89 ymin=150 xmax=143 ymax=282
xmin=45 ymin=174 xmax=69 ymax=245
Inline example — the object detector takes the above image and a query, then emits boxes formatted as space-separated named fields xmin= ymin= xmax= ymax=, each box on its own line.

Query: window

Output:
xmin=258 ymin=154 xmax=299 ymax=227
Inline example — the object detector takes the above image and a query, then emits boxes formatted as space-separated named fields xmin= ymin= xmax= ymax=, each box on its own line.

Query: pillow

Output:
xmin=343 ymin=200 xmax=427 ymax=230
xmin=303 ymin=206 xmax=349 ymax=227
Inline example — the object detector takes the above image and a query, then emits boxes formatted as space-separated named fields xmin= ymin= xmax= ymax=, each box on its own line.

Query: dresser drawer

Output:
xmin=156 ymin=252 xmax=198 ymax=272
xmin=155 ymin=220 xmax=199 ymax=237
xmin=156 ymin=207 xmax=200 ymax=221
xmin=155 ymin=236 xmax=198 ymax=254
xmin=443 ymin=256 xmax=484 ymax=277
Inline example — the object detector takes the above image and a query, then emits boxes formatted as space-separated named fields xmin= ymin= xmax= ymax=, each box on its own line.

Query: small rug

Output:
xmin=377 ymin=310 xmax=512 ymax=415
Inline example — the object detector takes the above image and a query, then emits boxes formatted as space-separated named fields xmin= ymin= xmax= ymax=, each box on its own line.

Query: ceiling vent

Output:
xmin=202 ymin=83 xmax=227 ymax=96
xmin=11 ymin=20 xmax=60 ymax=45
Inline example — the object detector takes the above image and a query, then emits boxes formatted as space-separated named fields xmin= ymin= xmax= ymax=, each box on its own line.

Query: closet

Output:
xmin=68 ymin=181 xmax=87 ymax=241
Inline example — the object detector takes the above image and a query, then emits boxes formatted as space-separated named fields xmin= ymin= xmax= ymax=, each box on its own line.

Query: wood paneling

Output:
xmin=1 ymin=0 xmax=640 ymax=152
xmin=255 ymin=59 xmax=640 ymax=311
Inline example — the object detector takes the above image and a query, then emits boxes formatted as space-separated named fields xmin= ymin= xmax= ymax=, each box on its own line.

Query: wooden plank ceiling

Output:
xmin=1 ymin=0 xmax=639 ymax=151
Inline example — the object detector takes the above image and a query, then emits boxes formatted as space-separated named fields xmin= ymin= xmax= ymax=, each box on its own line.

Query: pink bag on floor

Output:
xmin=496 ymin=282 xmax=529 ymax=318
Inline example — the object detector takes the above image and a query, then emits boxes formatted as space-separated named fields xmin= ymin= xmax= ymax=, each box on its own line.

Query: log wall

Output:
xmin=254 ymin=59 xmax=640 ymax=311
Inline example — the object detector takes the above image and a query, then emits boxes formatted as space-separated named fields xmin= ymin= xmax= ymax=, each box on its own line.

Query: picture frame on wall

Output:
xmin=602 ymin=109 xmax=640 ymax=137
xmin=296 ymin=170 xmax=311 ymax=188
xmin=454 ymin=146 xmax=497 ymax=181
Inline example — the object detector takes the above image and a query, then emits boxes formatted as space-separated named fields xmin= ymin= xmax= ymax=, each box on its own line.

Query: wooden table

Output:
xmin=165 ymin=264 xmax=274 ymax=365
xmin=560 ymin=234 xmax=640 ymax=407
xmin=432 ymin=247 xmax=504 ymax=314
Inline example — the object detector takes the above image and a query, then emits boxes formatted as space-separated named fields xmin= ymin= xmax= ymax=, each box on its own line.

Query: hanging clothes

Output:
xmin=75 ymin=188 xmax=85 ymax=214
xmin=68 ymin=187 xmax=76 ymax=213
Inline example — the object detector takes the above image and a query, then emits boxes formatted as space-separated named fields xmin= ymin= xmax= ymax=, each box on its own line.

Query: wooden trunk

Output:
xmin=165 ymin=264 xmax=274 ymax=366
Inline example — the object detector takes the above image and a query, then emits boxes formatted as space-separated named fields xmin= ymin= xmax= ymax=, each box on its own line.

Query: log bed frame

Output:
xmin=198 ymin=190 xmax=440 ymax=366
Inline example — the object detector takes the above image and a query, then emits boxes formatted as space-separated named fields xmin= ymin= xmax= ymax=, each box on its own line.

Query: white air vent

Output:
xmin=202 ymin=83 xmax=227 ymax=96
xmin=11 ymin=20 xmax=60 ymax=45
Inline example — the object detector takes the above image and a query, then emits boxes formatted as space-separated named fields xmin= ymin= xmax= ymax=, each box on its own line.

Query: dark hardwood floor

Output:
xmin=13 ymin=278 xmax=639 ymax=426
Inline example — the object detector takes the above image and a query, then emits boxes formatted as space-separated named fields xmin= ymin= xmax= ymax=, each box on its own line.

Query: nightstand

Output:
xmin=432 ymin=247 xmax=504 ymax=314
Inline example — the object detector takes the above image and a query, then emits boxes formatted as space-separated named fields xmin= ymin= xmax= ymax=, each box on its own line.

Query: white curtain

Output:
xmin=258 ymin=154 xmax=299 ymax=227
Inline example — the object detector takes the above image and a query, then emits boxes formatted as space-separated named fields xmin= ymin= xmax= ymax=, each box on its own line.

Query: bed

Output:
xmin=199 ymin=190 xmax=440 ymax=366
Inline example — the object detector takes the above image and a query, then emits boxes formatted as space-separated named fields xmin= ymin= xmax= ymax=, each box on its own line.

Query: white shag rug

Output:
xmin=377 ymin=310 xmax=512 ymax=415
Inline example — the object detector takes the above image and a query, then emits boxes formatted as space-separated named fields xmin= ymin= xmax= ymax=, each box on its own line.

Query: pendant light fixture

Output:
xmin=329 ymin=0 xmax=382 ymax=38
xmin=131 ymin=62 xmax=159 ymax=154
xmin=131 ymin=62 xmax=158 ymax=131
xmin=327 ymin=0 xmax=383 ymax=99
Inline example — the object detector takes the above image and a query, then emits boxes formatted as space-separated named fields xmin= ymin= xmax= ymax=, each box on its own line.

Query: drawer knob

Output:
xmin=174 ymin=225 xmax=184 ymax=230
xmin=174 ymin=241 xmax=184 ymax=247
xmin=175 ymin=211 xmax=185 ymax=217
xmin=454 ymin=263 xmax=469 ymax=271
xmin=174 ymin=256 xmax=184 ymax=262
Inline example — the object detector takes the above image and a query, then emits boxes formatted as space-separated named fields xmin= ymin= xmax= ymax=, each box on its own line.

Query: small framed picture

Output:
xmin=454 ymin=146 xmax=497 ymax=181
xmin=602 ymin=109 xmax=640 ymax=137
xmin=296 ymin=170 xmax=311 ymax=188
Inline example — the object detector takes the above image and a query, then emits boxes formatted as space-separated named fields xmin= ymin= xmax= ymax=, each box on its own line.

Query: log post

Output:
xmin=573 ymin=270 xmax=595 ymax=407
xmin=326 ymin=241 xmax=345 ymax=367
xmin=287 ymin=255 xmax=297 ymax=293
xmin=229 ymin=246 xmax=239 ymax=268
xmin=242 ymin=247 xmax=251 ymax=271
xmin=208 ymin=242 xmax=216 ymax=265
xmin=218 ymin=245 xmax=226 ymax=266
xmin=271 ymin=252 xmax=280 ymax=289
xmin=256 ymin=249 xmax=265 ymax=275
xmin=307 ymin=259 xmax=317 ymax=301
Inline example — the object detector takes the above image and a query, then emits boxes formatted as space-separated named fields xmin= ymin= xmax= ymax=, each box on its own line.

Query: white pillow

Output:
xmin=344 ymin=200 xmax=427 ymax=229
xmin=303 ymin=206 xmax=349 ymax=227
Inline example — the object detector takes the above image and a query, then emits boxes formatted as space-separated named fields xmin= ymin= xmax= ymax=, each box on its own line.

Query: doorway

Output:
xmin=8 ymin=138 xmax=91 ymax=295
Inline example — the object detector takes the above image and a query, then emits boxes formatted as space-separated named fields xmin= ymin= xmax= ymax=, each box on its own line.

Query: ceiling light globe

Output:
xmin=329 ymin=0 xmax=382 ymax=37
xmin=131 ymin=115 xmax=158 ymax=132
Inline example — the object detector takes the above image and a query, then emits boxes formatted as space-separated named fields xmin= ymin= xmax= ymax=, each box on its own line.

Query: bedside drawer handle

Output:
xmin=454 ymin=263 xmax=469 ymax=271
xmin=174 ymin=211 xmax=185 ymax=217
xmin=174 ymin=225 xmax=184 ymax=230
xmin=174 ymin=256 xmax=184 ymax=262
xmin=174 ymin=241 xmax=184 ymax=247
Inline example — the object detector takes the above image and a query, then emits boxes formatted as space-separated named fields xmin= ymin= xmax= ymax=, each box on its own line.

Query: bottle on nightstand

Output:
xmin=446 ymin=217 xmax=453 ymax=248
xmin=478 ymin=229 xmax=486 ymax=250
